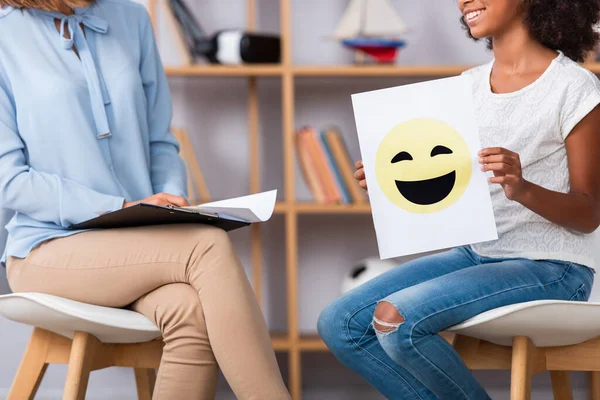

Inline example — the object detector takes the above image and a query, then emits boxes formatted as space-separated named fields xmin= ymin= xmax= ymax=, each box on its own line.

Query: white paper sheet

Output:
xmin=351 ymin=76 xmax=498 ymax=259
xmin=183 ymin=190 xmax=278 ymax=223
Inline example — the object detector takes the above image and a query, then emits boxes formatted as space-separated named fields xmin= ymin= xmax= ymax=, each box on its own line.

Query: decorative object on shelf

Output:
xmin=171 ymin=127 xmax=211 ymax=205
xmin=334 ymin=0 xmax=408 ymax=65
xmin=295 ymin=126 xmax=367 ymax=205
xmin=168 ymin=0 xmax=281 ymax=65
xmin=341 ymin=257 xmax=397 ymax=294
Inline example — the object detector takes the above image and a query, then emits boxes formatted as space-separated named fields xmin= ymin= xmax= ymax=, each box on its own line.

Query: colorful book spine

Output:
xmin=304 ymin=127 xmax=341 ymax=204
xmin=324 ymin=129 xmax=367 ymax=204
xmin=296 ymin=129 xmax=327 ymax=203
xmin=320 ymin=130 xmax=351 ymax=204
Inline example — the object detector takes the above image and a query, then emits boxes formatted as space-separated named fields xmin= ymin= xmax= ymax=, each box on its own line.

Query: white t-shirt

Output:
xmin=463 ymin=52 xmax=600 ymax=269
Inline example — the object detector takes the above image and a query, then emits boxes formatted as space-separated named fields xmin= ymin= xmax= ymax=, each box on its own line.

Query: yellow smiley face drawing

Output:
xmin=375 ymin=118 xmax=472 ymax=214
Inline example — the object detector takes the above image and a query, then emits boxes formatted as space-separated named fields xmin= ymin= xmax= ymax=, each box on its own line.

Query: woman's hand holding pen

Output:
xmin=123 ymin=193 xmax=190 ymax=209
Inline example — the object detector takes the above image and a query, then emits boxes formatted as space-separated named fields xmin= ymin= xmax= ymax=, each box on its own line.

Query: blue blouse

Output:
xmin=0 ymin=0 xmax=187 ymax=264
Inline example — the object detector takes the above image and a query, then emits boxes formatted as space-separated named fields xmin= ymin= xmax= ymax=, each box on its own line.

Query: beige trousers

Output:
xmin=6 ymin=224 xmax=290 ymax=400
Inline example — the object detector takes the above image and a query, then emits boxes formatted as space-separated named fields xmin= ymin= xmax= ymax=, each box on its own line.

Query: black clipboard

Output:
xmin=69 ymin=203 xmax=251 ymax=232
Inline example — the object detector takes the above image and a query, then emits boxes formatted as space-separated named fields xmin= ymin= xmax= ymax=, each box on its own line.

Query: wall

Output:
xmin=0 ymin=0 xmax=593 ymax=398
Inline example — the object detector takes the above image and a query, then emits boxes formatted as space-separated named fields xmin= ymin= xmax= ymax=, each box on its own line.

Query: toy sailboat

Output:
xmin=334 ymin=0 xmax=408 ymax=64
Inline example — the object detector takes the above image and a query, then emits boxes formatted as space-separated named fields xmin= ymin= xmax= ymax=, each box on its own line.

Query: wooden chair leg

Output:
xmin=7 ymin=328 xmax=52 ymax=400
xmin=511 ymin=336 xmax=545 ymax=400
xmin=135 ymin=368 xmax=157 ymax=400
xmin=63 ymin=332 xmax=99 ymax=400
xmin=550 ymin=371 xmax=573 ymax=400
xmin=591 ymin=372 xmax=600 ymax=400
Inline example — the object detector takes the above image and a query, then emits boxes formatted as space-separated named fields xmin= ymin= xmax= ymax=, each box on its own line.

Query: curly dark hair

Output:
xmin=461 ymin=0 xmax=600 ymax=62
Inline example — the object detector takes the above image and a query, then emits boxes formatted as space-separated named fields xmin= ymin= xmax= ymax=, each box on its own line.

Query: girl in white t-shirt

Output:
xmin=319 ymin=0 xmax=600 ymax=398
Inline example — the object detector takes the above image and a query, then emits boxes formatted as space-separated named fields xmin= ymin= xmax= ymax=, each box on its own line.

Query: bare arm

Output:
xmin=480 ymin=105 xmax=600 ymax=234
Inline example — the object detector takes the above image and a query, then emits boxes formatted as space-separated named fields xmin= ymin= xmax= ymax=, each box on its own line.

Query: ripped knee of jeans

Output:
xmin=373 ymin=301 xmax=405 ymax=335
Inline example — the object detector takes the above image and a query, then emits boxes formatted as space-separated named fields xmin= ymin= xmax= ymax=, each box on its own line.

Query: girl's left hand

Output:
xmin=479 ymin=147 xmax=529 ymax=201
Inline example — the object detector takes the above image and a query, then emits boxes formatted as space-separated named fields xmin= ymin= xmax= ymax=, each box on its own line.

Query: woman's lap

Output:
xmin=6 ymin=223 xmax=235 ymax=307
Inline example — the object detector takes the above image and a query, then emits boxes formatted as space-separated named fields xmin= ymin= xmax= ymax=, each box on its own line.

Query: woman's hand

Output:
xmin=479 ymin=147 xmax=529 ymax=201
xmin=123 ymin=193 xmax=190 ymax=209
xmin=354 ymin=160 xmax=368 ymax=194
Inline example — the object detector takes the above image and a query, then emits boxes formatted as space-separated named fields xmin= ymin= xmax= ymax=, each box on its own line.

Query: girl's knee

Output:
xmin=317 ymin=302 xmax=337 ymax=342
xmin=317 ymin=299 xmax=351 ymax=350
xmin=373 ymin=301 xmax=405 ymax=334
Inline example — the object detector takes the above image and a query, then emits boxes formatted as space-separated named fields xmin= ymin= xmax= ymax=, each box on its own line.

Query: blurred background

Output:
xmin=0 ymin=0 xmax=594 ymax=399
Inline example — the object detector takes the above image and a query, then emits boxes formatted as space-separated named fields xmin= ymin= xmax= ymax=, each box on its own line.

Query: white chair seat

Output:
xmin=448 ymin=300 xmax=600 ymax=347
xmin=0 ymin=293 xmax=161 ymax=344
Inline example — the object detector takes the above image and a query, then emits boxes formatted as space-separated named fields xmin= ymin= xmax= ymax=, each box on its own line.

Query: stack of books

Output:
xmin=296 ymin=127 xmax=367 ymax=205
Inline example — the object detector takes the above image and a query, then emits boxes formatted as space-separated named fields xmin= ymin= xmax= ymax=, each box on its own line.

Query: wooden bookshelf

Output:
xmin=165 ymin=64 xmax=284 ymax=77
xmin=271 ymin=333 xmax=292 ymax=351
xmin=299 ymin=335 xmax=329 ymax=351
xmin=293 ymin=203 xmax=372 ymax=214
xmin=165 ymin=63 xmax=600 ymax=78
xmin=150 ymin=2 xmax=600 ymax=399
xmin=293 ymin=64 xmax=468 ymax=77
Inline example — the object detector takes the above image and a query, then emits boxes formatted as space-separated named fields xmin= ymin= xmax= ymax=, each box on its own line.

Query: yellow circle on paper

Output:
xmin=375 ymin=118 xmax=472 ymax=214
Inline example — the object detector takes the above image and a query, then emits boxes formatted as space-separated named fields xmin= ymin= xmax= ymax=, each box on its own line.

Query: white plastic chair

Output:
xmin=0 ymin=293 xmax=162 ymax=400
xmin=446 ymin=279 xmax=600 ymax=400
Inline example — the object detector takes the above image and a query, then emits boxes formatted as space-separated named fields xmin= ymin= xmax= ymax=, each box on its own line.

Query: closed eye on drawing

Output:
xmin=391 ymin=151 xmax=413 ymax=163
xmin=430 ymin=146 xmax=453 ymax=157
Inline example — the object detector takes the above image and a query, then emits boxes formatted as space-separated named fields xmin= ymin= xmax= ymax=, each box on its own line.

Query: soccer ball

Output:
xmin=341 ymin=258 xmax=397 ymax=294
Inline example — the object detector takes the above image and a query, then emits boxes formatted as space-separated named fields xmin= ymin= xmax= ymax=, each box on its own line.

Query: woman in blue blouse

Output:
xmin=0 ymin=0 xmax=290 ymax=398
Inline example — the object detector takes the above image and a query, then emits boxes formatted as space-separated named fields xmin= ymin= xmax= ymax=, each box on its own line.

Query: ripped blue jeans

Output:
xmin=318 ymin=246 xmax=594 ymax=400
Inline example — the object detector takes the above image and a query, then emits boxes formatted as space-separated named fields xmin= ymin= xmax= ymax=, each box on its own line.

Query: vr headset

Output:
xmin=168 ymin=0 xmax=281 ymax=65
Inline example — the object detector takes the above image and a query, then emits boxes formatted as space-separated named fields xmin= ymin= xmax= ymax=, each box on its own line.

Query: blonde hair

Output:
xmin=0 ymin=0 xmax=95 ymax=11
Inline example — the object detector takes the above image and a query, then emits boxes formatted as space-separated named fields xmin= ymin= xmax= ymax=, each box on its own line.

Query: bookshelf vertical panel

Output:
xmin=246 ymin=0 xmax=263 ymax=305
xmin=286 ymin=211 xmax=301 ymax=399
xmin=148 ymin=0 xmax=157 ymax=31
xmin=247 ymin=0 xmax=257 ymax=30
xmin=248 ymin=78 xmax=263 ymax=304
xmin=280 ymin=0 xmax=300 ymax=397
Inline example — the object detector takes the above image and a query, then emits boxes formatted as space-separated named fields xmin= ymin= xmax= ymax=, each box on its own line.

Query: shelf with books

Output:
xmin=296 ymin=126 xmax=369 ymax=207
xmin=276 ymin=203 xmax=372 ymax=214
xmin=293 ymin=203 xmax=371 ymax=214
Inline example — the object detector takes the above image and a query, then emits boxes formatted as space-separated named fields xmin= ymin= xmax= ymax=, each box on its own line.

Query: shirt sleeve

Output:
xmin=560 ymin=69 xmax=600 ymax=140
xmin=139 ymin=9 xmax=188 ymax=199
xmin=0 ymin=78 xmax=125 ymax=228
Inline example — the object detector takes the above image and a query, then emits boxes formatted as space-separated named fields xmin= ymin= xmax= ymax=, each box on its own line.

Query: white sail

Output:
xmin=333 ymin=0 xmax=364 ymax=39
xmin=334 ymin=0 xmax=407 ymax=39
xmin=364 ymin=0 xmax=407 ymax=36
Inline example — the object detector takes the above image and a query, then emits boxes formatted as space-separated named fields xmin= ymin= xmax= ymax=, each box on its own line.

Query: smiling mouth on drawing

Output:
xmin=395 ymin=171 xmax=456 ymax=205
